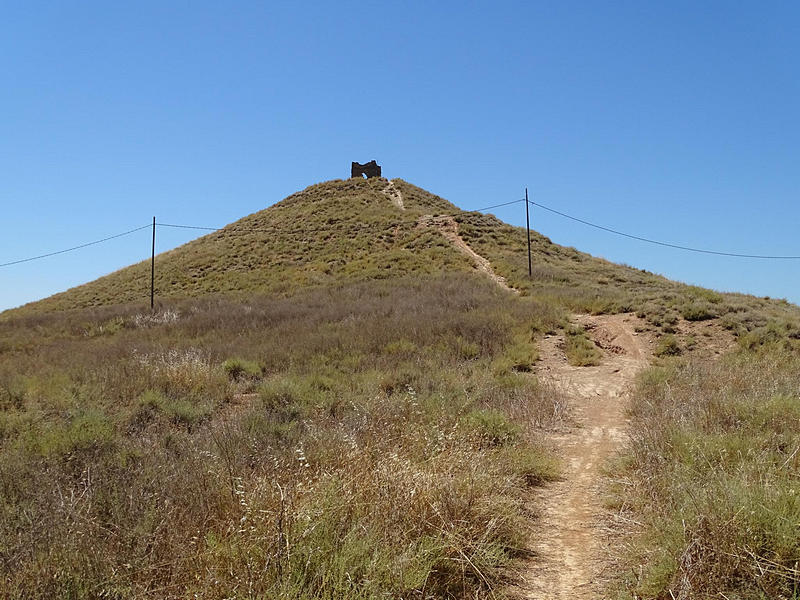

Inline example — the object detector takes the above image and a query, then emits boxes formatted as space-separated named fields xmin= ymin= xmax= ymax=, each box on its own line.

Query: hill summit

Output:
xmin=20 ymin=178 xmax=478 ymax=312
xmin=12 ymin=177 xmax=800 ymax=336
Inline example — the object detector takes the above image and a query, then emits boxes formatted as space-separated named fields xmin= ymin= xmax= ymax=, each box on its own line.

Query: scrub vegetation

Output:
xmin=564 ymin=325 xmax=602 ymax=366
xmin=0 ymin=276 xmax=567 ymax=598
xmin=4 ymin=177 xmax=800 ymax=598
xmin=10 ymin=178 xmax=800 ymax=340
xmin=612 ymin=340 xmax=800 ymax=598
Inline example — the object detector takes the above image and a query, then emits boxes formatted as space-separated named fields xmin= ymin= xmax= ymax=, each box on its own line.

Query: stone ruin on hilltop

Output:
xmin=351 ymin=160 xmax=381 ymax=179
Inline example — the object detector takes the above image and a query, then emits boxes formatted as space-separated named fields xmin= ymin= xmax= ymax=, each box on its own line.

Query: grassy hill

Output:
xmin=11 ymin=176 xmax=800 ymax=341
xmin=11 ymin=178 xmax=473 ymax=313
xmin=2 ymin=177 xmax=800 ymax=598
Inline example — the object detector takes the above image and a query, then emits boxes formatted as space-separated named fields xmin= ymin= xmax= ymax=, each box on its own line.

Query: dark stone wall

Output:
xmin=351 ymin=160 xmax=382 ymax=178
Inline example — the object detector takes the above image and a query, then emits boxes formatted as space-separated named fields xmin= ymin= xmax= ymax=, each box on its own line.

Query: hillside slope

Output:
xmin=4 ymin=177 xmax=800 ymax=598
xmin=13 ymin=178 xmax=473 ymax=313
xmin=10 ymin=177 xmax=800 ymax=341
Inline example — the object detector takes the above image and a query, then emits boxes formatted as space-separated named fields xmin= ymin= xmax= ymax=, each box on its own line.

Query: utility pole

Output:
xmin=150 ymin=216 xmax=156 ymax=310
xmin=525 ymin=188 xmax=532 ymax=278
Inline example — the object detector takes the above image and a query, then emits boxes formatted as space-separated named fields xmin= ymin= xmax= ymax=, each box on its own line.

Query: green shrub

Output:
xmin=24 ymin=411 xmax=115 ymax=457
xmin=738 ymin=321 xmax=791 ymax=350
xmin=681 ymin=302 xmax=716 ymax=321
xmin=504 ymin=337 xmax=537 ymax=372
xmin=222 ymin=357 xmax=261 ymax=380
xmin=454 ymin=336 xmax=481 ymax=360
xmin=687 ymin=285 xmax=723 ymax=304
xmin=382 ymin=339 xmax=417 ymax=355
xmin=135 ymin=389 xmax=211 ymax=428
xmin=164 ymin=398 xmax=211 ymax=426
xmin=564 ymin=325 xmax=601 ymax=366
xmin=138 ymin=389 xmax=165 ymax=410
xmin=654 ymin=334 xmax=681 ymax=357
xmin=499 ymin=445 xmax=560 ymax=485
xmin=461 ymin=408 xmax=521 ymax=447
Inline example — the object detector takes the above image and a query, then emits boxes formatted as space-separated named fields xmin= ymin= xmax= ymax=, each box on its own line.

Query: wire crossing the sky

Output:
xmin=4 ymin=195 xmax=800 ymax=269
xmin=472 ymin=198 xmax=526 ymax=212
xmin=158 ymin=223 xmax=276 ymax=233
xmin=0 ymin=224 xmax=152 ymax=268
xmin=526 ymin=199 xmax=800 ymax=260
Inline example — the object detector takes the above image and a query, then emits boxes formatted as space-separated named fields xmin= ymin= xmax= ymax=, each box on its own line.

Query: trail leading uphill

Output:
xmin=522 ymin=313 xmax=651 ymax=598
xmin=417 ymin=214 xmax=516 ymax=293
xmin=383 ymin=179 xmax=406 ymax=210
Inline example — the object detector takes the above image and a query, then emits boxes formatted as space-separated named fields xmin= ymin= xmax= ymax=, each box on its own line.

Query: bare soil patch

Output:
xmin=520 ymin=313 xmax=651 ymax=598
xmin=384 ymin=179 xmax=406 ymax=210
xmin=673 ymin=318 xmax=736 ymax=358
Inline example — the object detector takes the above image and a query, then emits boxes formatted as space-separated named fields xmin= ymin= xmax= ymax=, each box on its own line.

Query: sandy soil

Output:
xmin=384 ymin=179 xmax=406 ymax=210
xmin=521 ymin=313 xmax=651 ymax=599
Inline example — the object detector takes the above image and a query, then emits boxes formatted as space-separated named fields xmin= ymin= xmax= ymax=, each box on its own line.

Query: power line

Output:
xmin=0 ymin=224 xmax=152 ymax=268
xmin=157 ymin=223 xmax=275 ymax=233
xmin=156 ymin=223 xmax=222 ymax=231
xmin=7 ymin=195 xmax=797 ymax=271
xmin=472 ymin=199 xmax=525 ymax=212
xmin=158 ymin=223 xmax=220 ymax=231
xmin=528 ymin=199 xmax=800 ymax=260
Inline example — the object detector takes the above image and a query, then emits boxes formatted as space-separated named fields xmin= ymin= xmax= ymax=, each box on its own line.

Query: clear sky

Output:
xmin=2 ymin=1 xmax=800 ymax=311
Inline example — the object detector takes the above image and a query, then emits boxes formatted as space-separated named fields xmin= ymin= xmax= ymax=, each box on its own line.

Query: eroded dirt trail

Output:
xmin=417 ymin=214 xmax=517 ymax=293
xmin=383 ymin=179 xmax=406 ymax=210
xmin=522 ymin=313 xmax=651 ymax=599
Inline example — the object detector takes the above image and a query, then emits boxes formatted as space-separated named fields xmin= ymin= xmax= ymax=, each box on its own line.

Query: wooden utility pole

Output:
xmin=150 ymin=216 xmax=156 ymax=310
xmin=525 ymin=188 xmax=532 ymax=278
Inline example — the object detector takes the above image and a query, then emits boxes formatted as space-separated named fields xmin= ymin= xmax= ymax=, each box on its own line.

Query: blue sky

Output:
xmin=2 ymin=1 xmax=799 ymax=310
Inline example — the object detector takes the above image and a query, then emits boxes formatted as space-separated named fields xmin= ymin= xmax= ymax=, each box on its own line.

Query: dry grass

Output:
xmin=564 ymin=325 xmax=602 ymax=366
xmin=5 ymin=177 xmax=800 ymax=598
xmin=0 ymin=274 xmax=567 ymax=598
xmin=610 ymin=347 xmax=800 ymax=598
xmin=8 ymin=178 xmax=800 ymax=350
xmin=9 ymin=178 xmax=475 ymax=314
xmin=454 ymin=211 xmax=800 ymax=339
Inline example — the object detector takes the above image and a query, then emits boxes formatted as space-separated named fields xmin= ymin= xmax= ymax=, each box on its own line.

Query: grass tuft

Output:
xmin=564 ymin=325 xmax=602 ymax=366
xmin=654 ymin=334 xmax=682 ymax=357
xmin=0 ymin=275 xmax=568 ymax=598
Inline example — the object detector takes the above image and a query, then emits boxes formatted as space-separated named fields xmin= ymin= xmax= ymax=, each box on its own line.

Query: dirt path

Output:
xmin=522 ymin=313 xmax=652 ymax=598
xmin=417 ymin=214 xmax=517 ymax=293
xmin=384 ymin=179 xmax=405 ymax=210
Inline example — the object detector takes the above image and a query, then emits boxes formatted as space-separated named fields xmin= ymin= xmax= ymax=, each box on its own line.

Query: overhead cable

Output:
xmin=472 ymin=199 xmax=526 ymax=212
xmin=528 ymin=199 xmax=800 ymax=260
xmin=0 ymin=224 xmax=152 ymax=268
xmin=158 ymin=223 xmax=277 ymax=233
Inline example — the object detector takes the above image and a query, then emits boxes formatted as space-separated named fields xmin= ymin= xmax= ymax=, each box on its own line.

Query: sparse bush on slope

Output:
xmin=654 ymin=333 xmax=682 ymax=357
xmin=9 ymin=178 xmax=800 ymax=342
xmin=11 ymin=178 xmax=477 ymax=314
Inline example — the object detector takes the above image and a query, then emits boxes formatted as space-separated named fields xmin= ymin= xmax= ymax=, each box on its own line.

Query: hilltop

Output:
xmin=11 ymin=178 xmax=471 ymax=313
xmin=10 ymin=177 xmax=800 ymax=340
